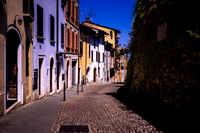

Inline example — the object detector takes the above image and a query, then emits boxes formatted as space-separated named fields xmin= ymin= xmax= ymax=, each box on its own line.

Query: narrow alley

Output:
xmin=51 ymin=83 xmax=162 ymax=133
xmin=0 ymin=83 xmax=163 ymax=133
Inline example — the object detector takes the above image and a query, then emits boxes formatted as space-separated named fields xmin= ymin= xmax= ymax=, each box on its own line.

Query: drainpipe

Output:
xmin=78 ymin=32 xmax=80 ymax=85
xmin=56 ymin=0 xmax=59 ymax=90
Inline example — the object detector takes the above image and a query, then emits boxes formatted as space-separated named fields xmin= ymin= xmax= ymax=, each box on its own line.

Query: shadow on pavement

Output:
xmin=106 ymin=85 xmax=200 ymax=133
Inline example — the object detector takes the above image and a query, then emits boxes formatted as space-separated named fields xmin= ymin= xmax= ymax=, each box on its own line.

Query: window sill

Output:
xmin=50 ymin=40 xmax=56 ymax=43
xmin=36 ymin=36 xmax=45 ymax=40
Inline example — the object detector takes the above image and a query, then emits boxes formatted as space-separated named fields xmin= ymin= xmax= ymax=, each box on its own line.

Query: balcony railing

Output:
xmin=66 ymin=47 xmax=70 ymax=52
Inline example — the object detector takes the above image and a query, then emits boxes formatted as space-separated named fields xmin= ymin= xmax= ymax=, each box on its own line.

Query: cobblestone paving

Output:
xmin=51 ymin=83 xmax=163 ymax=133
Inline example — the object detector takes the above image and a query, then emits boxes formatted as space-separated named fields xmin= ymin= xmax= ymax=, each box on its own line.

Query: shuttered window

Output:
xmin=96 ymin=51 xmax=98 ymax=62
xmin=80 ymin=41 xmax=83 ymax=56
xmin=50 ymin=15 xmax=55 ymax=41
xmin=91 ymin=51 xmax=93 ymax=62
xmin=102 ymin=53 xmax=104 ymax=62
xmin=37 ymin=5 xmax=43 ymax=37
xmin=61 ymin=23 xmax=64 ymax=44
xmin=96 ymin=52 xmax=100 ymax=62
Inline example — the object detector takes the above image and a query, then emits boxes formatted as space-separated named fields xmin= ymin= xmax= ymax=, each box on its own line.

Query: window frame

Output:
xmin=61 ymin=23 xmax=64 ymax=44
xmin=37 ymin=4 xmax=43 ymax=38
xmin=50 ymin=15 xmax=55 ymax=41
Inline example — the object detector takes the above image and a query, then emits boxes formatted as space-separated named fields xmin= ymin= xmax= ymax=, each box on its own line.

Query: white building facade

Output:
xmin=87 ymin=29 xmax=105 ymax=83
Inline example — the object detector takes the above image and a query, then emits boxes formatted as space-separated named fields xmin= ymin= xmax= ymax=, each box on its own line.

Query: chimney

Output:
xmin=86 ymin=17 xmax=90 ymax=22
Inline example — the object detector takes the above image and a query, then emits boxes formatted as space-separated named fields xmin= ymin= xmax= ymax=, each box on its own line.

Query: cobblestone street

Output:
xmin=51 ymin=83 xmax=163 ymax=133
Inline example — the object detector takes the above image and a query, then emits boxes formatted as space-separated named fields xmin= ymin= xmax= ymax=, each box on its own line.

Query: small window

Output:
xmin=80 ymin=41 xmax=83 ymax=56
xmin=67 ymin=28 xmax=70 ymax=47
xmin=72 ymin=31 xmax=74 ymax=49
xmin=61 ymin=23 xmax=64 ymax=44
xmin=91 ymin=51 xmax=93 ymax=62
xmin=50 ymin=15 xmax=55 ymax=41
xmin=96 ymin=51 xmax=98 ymax=62
xmin=94 ymin=39 xmax=96 ymax=48
xmin=98 ymin=52 xmax=100 ymax=63
xmin=110 ymin=31 xmax=113 ymax=39
xmin=76 ymin=6 xmax=79 ymax=22
xmin=37 ymin=5 xmax=43 ymax=37
xmin=102 ymin=53 xmax=104 ymax=62
xmin=76 ymin=34 xmax=78 ymax=50
xmin=72 ymin=1 xmax=75 ymax=19
xmin=67 ymin=0 xmax=71 ymax=12
xmin=89 ymin=45 xmax=91 ymax=58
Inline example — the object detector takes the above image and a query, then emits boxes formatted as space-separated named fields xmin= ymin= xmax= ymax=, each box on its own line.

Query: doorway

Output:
xmin=50 ymin=58 xmax=54 ymax=93
xmin=72 ymin=61 xmax=76 ymax=85
xmin=93 ymin=68 xmax=97 ymax=83
xmin=6 ymin=29 xmax=21 ymax=109
xmin=39 ymin=58 xmax=44 ymax=95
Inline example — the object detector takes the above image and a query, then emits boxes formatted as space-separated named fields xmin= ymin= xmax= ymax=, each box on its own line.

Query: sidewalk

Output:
xmin=0 ymin=84 xmax=90 ymax=133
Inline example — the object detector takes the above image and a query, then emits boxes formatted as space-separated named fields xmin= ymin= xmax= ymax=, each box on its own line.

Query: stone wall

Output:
xmin=0 ymin=0 xmax=7 ymax=116
xmin=0 ymin=93 xmax=4 ymax=116
xmin=126 ymin=0 xmax=200 ymax=111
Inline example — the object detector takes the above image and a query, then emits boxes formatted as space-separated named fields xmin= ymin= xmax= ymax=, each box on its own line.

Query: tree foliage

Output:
xmin=125 ymin=0 xmax=200 ymax=132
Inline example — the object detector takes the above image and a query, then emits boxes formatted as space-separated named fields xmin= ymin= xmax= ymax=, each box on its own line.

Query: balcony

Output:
xmin=66 ymin=47 xmax=70 ymax=52
xmin=23 ymin=0 xmax=34 ymax=23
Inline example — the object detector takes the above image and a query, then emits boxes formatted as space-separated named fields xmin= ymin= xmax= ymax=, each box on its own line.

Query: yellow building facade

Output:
xmin=79 ymin=24 xmax=95 ymax=83
xmin=82 ymin=21 xmax=119 ymax=49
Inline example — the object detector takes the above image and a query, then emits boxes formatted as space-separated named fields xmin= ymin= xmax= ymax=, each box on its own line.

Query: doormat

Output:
xmin=59 ymin=125 xmax=89 ymax=133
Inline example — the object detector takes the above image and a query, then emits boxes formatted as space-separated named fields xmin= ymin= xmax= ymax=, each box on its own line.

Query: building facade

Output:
xmin=82 ymin=20 xmax=121 ymax=82
xmin=0 ymin=0 xmax=34 ymax=116
xmin=115 ymin=44 xmax=128 ymax=82
xmin=88 ymin=29 xmax=105 ymax=83
xmin=56 ymin=0 xmax=66 ymax=92
xmin=79 ymin=24 xmax=94 ymax=84
xmin=32 ymin=0 xmax=66 ymax=100
xmin=64 ymin=0 xmax=79 ymax=88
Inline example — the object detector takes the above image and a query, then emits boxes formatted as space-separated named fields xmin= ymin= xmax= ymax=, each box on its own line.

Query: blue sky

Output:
xmin=79 ymin=0 xmax=134 ymax=48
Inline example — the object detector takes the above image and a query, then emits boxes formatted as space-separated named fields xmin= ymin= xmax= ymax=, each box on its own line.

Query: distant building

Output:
xmin=0 ymin=0 xmax=34 ymax=116
xmin=64 ymin=0 xmax=79 ymax=88
xmin=115 ymin=44 xmax=128 ymax=82
xmin=82 ymin=19 xmax=121 ymax=82
xmin=89 ymin=28 xmax=106 ymax=83
xmin=79 ymin=24 xmax=94 ymax=84
xmin=79 ymin=23 xmax=107 ymax=84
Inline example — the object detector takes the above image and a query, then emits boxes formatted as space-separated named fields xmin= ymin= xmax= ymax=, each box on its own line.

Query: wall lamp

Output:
xmin=14 ymin=15 xmax=23 ymax=25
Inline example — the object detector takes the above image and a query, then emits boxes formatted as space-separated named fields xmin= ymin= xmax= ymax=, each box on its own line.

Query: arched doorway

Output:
xmin=50 ymin=58 xmax=54 ymax=93
xmin=93 ymin=68 xmax=96 ymax=83
xmin=6 ymin=28 xmax=21 ymax=109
